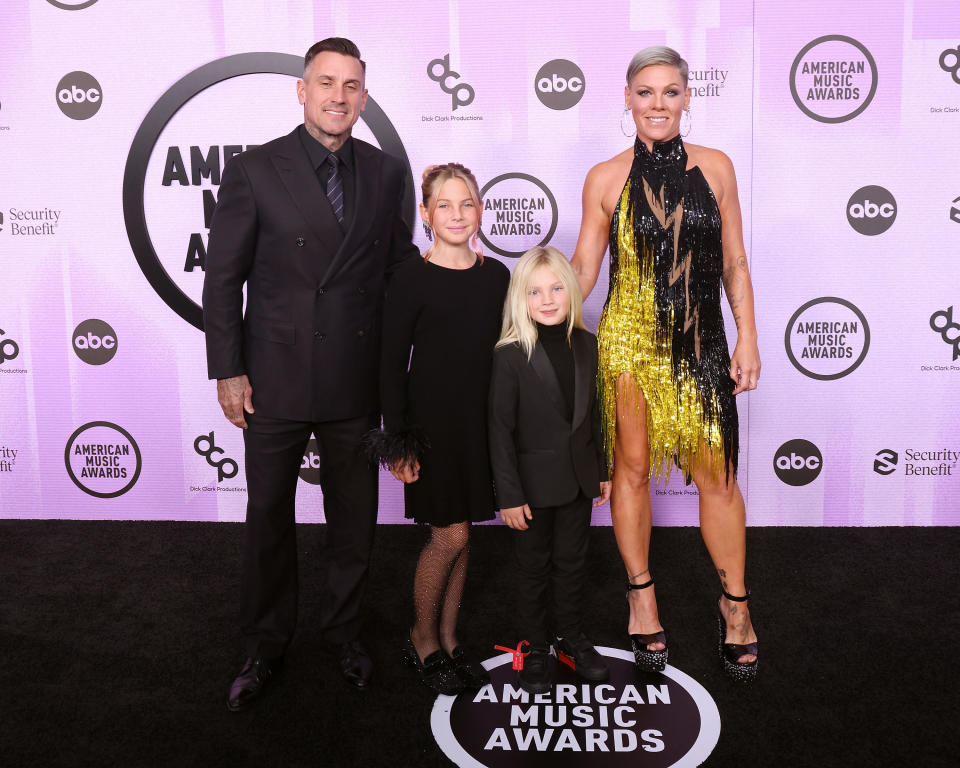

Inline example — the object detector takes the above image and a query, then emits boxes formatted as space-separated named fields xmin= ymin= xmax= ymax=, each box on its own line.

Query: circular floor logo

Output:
xmin=535 ymin=59 xmax=586 ymax=110
xmin=846 ymin=185 xmax=896 ymax=235
xmin=56 ymin=71 xmax=102 ymax=120
xmin=785 ymin=297 xmax=870 ymax=380
xmin=774 ymin=439 xmax=823 ymax=486
xmin=72 ymin=319 xmax=118 ymax=365
xmin=478 ymin=173 xmax=558 ymax=258
xmin=432 ymin=647 xmax=719 ymax=767
xmin=65 ymin=421 xmax=142 ymax=498
xmin=790 ymin=35 xmax=878 ymax=123
xmin=122 ymin=52 xmax=415 ymax=330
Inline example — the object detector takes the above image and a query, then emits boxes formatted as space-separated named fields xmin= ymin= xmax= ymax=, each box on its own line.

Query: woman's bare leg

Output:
xmin=690 ymin=458 xmax=757 ymax=662
xmin=610 ymin=375 xmax=664 ymax=650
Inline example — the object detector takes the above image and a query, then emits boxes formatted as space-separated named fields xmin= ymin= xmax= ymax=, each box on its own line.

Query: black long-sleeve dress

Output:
xmin=379 ymin=254 xmax=510 ymax=525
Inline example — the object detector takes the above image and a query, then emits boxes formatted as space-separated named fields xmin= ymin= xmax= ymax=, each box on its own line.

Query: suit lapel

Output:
xmin=531 ymin=342 xmax=567 ymax=421
xmin=322 ymin=139 xmax=382 ymax=281
xmin=572 ymin=330 xmax=591 ymax=430
xmin=270 ymin=128 xmax=345 ymax=255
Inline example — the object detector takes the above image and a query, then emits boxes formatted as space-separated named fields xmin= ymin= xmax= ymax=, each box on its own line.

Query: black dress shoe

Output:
xmin=517 ymin=644 xmax=554 ymax=694
xmin=449 ymin=646 xmax=490 ymax=689
xmin=403 ymin=637 xmax=465 ymax=695
xmin=556 ymin=631 xmax=610 ymax=682
xmin=227 ymin=656 xmax=277 ymax=712
xmin=339 ymin=639 xmax=373 ymax=689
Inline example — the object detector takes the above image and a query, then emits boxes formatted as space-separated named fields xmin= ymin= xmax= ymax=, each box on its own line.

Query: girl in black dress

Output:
xmin=375 ymin=164 xmax=509 ymax=693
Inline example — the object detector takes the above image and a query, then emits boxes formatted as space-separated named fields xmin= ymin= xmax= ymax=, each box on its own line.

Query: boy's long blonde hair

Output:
xmin=497 ymin=246 xmax=585 ymax=359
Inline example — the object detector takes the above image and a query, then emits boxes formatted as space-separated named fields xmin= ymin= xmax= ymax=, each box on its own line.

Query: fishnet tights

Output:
xmin=410 ymin=521 xmax=470 ymax=662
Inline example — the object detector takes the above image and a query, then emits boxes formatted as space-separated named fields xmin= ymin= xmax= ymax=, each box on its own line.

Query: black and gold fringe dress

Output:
xmin=597 ymin=135 xmax=738 ymax=481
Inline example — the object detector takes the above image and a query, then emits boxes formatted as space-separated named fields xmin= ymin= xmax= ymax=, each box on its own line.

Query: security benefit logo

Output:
xmin=123 ymin=52 xmax=414 ymax=330
xmin=65 ymin=422 xmax=142 ymax=498
xmin=56 ymin=71 xmax=102 ymax=120
xmin=790 ymin=35 xmax=878 ymax=123
xmin=478 ymin=174 xmax=559 ymax=258
xmin=432 ymin=648 xmax=720 ymax=768
xmin=535 ymin=60 xmax=585 ymax=110
xmin=846 ymin=186 xmax=896 ymax=236
xmin=774 ymin=439 xmax=823 ymax=487
xmin=72 ymin=319 xmax=117 ymax=365
xmin=0 ymin=445 xmax=17 ymax=474
xmin=785 ymin=297 xmax=870 ymax=380
xmin=929 ymin=306 xmax=960 ymax=363
xmin=3 ymin=207 xmax=61 ymax=237
xmin=873 ymin=448 xmax=957 ymax=478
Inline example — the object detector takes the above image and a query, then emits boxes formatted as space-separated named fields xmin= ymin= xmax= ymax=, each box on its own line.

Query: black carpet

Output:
xmin=1 ymin=521 xmax=956 ymax=768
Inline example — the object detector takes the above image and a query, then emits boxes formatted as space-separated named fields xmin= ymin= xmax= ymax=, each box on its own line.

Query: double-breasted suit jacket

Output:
xmin=203 ymin=127 xmax=417 ymax=421
xmin=488 ymin=327 xmax=608 ymax=510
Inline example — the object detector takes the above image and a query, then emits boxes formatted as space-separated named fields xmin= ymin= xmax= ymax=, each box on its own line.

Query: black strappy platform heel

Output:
xmin=718 ymin=588 xmax=758 ymax=683
xmin=626 ymin=579 xmax=668 ymax=672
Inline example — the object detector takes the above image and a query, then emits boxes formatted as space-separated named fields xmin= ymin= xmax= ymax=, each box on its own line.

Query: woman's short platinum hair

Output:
xmin=626 ymin=46 xmax=689 ymax=86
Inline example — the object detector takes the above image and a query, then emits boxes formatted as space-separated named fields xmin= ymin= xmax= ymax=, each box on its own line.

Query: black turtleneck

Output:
xmin=537 ymin=322 xmax=574 ymax=421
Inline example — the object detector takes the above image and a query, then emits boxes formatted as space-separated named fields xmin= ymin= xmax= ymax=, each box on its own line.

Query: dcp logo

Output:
xmin=940 ymin=45 xmax=960 ymax=84
xmin=194 ymin=431 xmax=238 ymax=483
xmin=929 ymin=306 xmax=960 ymax=360
xmin=0 ymin=328 xmax=20 ymax=364
xmin=72 ymin=319 xmax=117 ymax=365
xmin=874 ymin=449 xmax=898 ymax=476
xmin=56 ymin=71 xmax=102 ymax=120
xmin=535 ymin=59 xmax=586 ymax=110
xmin=846 ymin=186 xmax=896 ymax=235
xmin=774 ymin=439 xmax=823 ymax=486
xmin=427 ymin=54 xmax=475 ymax=111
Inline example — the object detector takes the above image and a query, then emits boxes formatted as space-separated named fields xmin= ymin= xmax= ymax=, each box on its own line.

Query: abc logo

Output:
xmin=846 ymin=185 xmax=896 ymax=235
xmin=535 ymin=59 xmax=586 ymax=110
xmin=72 ymin=319 xmax=117 ymax=365
xmin=56 ymin=71 xmax=102 ymax=120
xmin=773 ymin=439 xmax=823 ymax=486
xmin=299 ymin=437 xmax=322 ymax=485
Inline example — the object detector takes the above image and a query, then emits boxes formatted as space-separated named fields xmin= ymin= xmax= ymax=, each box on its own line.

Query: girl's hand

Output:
xmin=593 ymin=481 xmax=612 ymax=507
xmin=501 ymin=504 xmax=533 ymax=530
xmin=389 ymin=458 xmax=420 ymax=484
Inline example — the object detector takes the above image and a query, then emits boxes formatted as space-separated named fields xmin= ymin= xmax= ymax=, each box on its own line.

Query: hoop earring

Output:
xmin=422 ymin=222 xmax=433 ymax=241
xmin=681 ymin=107 xmax=692 ymax=138
xmin=620 ymin=106 xmax=636 ymax=137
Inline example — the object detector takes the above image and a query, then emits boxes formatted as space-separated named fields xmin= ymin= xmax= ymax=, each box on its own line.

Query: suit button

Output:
xmin=357 ymin=329 xmax=365 ymax=337
xmin=318 ymin=287 xmax=326 ymax=295
xmin=358 ymin=287 xmax=366 ymax=295
xmin=373 ymin=239 xmax=380 ymax=246
xmin=296 ymin=237 xmax=305 ymax=247
xmin=314 ymin=331 xmax=326 ymax=340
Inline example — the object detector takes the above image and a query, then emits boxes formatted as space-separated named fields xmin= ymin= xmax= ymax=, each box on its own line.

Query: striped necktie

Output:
xmin=325 ymin=154 xmax=344 ymax=225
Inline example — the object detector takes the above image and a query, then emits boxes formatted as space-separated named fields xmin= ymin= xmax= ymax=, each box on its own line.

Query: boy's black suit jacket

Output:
xmin=488 ymin=327 xmax=608 ymax=509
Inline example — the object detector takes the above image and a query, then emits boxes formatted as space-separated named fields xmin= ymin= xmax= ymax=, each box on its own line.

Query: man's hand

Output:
xmin=501 ymin=504 xmax=533 ymax=531
xmin=217 ymin=375 xmax=254 ymax=429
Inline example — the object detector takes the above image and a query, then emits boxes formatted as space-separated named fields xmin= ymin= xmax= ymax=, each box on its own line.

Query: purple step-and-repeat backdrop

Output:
xmin=1 ymin=0 xmax=957 ymax=525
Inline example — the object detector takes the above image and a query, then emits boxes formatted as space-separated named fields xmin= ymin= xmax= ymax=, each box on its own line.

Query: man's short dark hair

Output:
xmin=304 ymin=38 xmax=366 ymax=75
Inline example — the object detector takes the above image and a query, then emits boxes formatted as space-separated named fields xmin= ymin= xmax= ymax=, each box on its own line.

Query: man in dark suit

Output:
xmin=202 ymin=37 xmax=417 ymax=711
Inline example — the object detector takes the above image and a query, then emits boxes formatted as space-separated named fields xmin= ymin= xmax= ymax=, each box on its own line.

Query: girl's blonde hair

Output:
xmin=421 ymin=163 xmax=483 ymax=262
xmin=497 ymin=246 xmax=585 ymax=359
